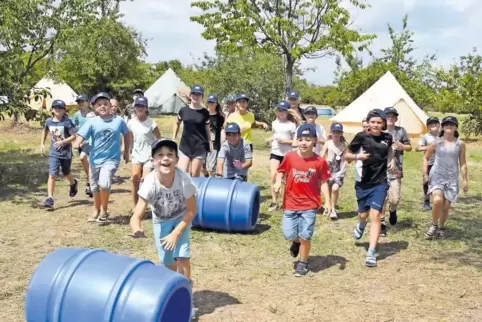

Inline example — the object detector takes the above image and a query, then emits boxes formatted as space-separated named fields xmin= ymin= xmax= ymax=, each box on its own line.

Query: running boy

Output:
xmin=216 ymin=122 xmax=253 ymax=181
xmin=273 ymin=123 xmax=331 ymax=277
xmin=40 ymin=99 xmax=78 ymax=209
xmin=129 ymin=138 xmax=197 ymax=319
xmin=74 ymin=92 xmax=130 ymax=223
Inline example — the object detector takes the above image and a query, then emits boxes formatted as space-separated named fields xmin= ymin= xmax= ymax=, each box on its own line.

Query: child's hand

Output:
xmin=233 ymin=160 xmax=243 ymax=169
xmin=161 ymin=232 xmax=180 ymax=251
xmin=357 ymin=153 xmax=370 ymax=161
xmin=129 ymin=231 xmax=146 ymax=238
xmin=273 ymin=181 xmax=282 ymax=193
xmin=387 ymin=159 xmax=396 ymax=172
xmin=53 ymin=140 xmax=65 ymax=150
xmin=462 ymin=179 xmax=468 ymax=193
xmin=123 ymin=150 xmax=130 ymax=163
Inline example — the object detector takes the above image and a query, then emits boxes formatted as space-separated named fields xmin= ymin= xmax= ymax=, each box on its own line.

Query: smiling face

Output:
xmin=226 ymin=132 xmax=240 ymax=145
xmin=134 ymin=105 xmax=147 ymax=118
xmin=153 ymin=146 xmax=178 ymax=175
xmin=287 ymin=97 xmax=298 ymax=108
xmin=428 ymin=122 xmax=440 ymax=134
xmin=304 ymin=111 xmax=317 ymax=123
xmin=368 ymin=116 xmax=384 ymax=135
xmin=236 ymin=99 xmax=248 ymax=112
xmin=276 ymin=109 xmax=288 ymax=120
xmin=331 ymin=130 xmax=343 ymax=141
xmin=442 ymin=122 xmax=457 ymax=135
xmin=386 ymin=113 xmax=398 ymax=126
xmin=52 ymin=106 xmax=65 ymax=117
xmin=94 ymin=98 xmax=111 ymax=117
xmin=297 ymin=136 xmax=315 ymax=153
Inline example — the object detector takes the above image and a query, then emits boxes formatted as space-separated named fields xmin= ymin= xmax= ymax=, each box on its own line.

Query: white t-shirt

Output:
xmin=138 ymin=168 xmax=197 ymax=223
xmin=270 ymin=119 xmax=297 ymax=156
xmin=127 ymin=117 xmax=158 ymax=163
xmin=293 ymin=123 xmax=326 ymax=154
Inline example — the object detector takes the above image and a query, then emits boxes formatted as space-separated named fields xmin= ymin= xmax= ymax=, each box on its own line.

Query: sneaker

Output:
xmin=268 ymin=203 xmax=278 ymax=211
xmin=389 ymin=209 xmax=397 ymax=225
xmin=294 ymin=261 xmax=309 ymax=277
xmin=43 ymin=197 xmax=54 ymax=209
xmin=96 ymin=212 xmax=112 ymax=223
xmin=323 ymin=208 xmax=329 ymax=216
xmin=364 ymin=255 xmax=377 ymax=267
xmin=69 ymin=179 xmax=78 ymax=197
xmin=425 ymin=224 xmax=438 ymax=240
xmin=353 ymin=222 xmax=366 ymax=240
xmin=329 ymin=209 xmax=338 ymax=220
xmin=85 ymin=184 xmax=93 ymax=198
xmin=423 ymin=200 xmax=432 ymax=211
xmin=289 ymin=241 xmax=300 ymax=258
xmin=380 ymin=223 xmax=387 ymax=237
xmin=437 ymin=228 xmax=446 ymax=239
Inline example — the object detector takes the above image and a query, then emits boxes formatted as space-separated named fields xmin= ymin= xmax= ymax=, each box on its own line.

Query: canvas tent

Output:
xmin=144 ymin=68 xmax=189 ymax=115
xmin=28 ymin=77 xmax=78 ymax=111
xmin=330 ymin=71 xmax=429 ymax=137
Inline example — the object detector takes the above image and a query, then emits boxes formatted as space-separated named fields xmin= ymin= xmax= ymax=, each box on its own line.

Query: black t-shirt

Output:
xmin=209 ymin=112 xmax=225 ymax=151
xmin=348 ymin=131 xmax=393 ymax=188
xmin=178 ymin=106 xmax=210 ymax=157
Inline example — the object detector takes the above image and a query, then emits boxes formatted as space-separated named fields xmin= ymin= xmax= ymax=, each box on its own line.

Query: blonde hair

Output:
xmin=287 ymin=109 xmax=302 ymax=125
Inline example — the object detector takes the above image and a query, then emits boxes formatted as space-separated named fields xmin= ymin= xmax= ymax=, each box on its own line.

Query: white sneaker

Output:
xmin=268 ymin=203 xmax=278 ymax=211
xmin=330 ymin=210 xmax=338 ymax=220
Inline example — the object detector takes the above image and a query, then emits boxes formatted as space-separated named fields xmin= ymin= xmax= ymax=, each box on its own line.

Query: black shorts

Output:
xmin=270 ymin=154 xmax=284 ymax=162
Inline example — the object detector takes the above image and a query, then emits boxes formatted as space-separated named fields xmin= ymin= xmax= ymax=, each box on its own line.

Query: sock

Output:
xmin=381 ymin=216 xmax=386 ymax=224
xmin=367 ymin=247 xmax=376 ymax=257
xmin=299 ymin=259 xmax=308 ymax=264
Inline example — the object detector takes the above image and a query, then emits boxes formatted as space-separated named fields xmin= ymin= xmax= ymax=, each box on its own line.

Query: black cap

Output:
xmin=151 ymin=138 xmax=178 ymax=157
xmin=76 ymin=94 xmax=89 ymax=102
xmin=383 ymin=107 xmax=399 ymax=116
xmin=366 ymin=108 xmax=386 ymax=121
xmin=133 ymin=89 xmax=144 ymax=95
xmin=426 ymin=116 xmax=440 ymax=125
xmin=441 ymin=116 xmax=458 ymax=127
xmin=303 ymin=106 xmax=318 ymax=115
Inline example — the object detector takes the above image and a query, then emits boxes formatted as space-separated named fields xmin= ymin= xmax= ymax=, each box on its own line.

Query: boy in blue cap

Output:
xmin=273 ymin=123 xmax=331 ymax=277
xmin=40 ymin=99 xmax=78 ymax=209
xmin=74 ymin=92 xmax=130 ymax=222
xmin=216 ymin=122 xmax=253 ymax=181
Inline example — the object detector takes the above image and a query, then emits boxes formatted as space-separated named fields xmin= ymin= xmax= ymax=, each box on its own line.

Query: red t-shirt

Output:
xmin=277 ymin=151 xmax=331 ymax=211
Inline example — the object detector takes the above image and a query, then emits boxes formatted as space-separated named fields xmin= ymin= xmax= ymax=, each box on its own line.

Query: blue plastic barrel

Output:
xmin=25 ymin=248 xmax=192 ymax=322
xmin=191 ymin=177 xmax=260 ymax=232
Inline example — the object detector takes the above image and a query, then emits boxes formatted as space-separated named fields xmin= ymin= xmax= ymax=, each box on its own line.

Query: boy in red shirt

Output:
xmin=274 ymin=123 xmax=331 ymax=276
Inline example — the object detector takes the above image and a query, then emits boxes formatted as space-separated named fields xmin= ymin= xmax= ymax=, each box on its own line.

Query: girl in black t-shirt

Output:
xmin=205 ymin=94 xmax=225 ymax=176
xmin=345 ymin=109 xmax=395 ymax=268
xmin=172 ymin=85 xmax=212 ymax=177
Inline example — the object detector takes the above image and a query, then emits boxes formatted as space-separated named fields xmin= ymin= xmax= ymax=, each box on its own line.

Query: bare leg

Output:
xmin=47 ymin=175 xmax=56 ymax=197
xmin=177 ymin=155 xmax=191 ymax=173
xmin=190 ymin=158 xmax=204 ymax=177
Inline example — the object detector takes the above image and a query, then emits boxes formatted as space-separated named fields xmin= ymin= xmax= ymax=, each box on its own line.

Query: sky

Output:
xmin=119 ymin=0 xmax=482 ymax=85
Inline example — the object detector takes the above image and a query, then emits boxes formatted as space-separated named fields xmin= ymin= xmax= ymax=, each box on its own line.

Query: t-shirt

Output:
xmin=127 ymin=117 xmax=158 ymax=163
xmin=323 ymin=140 xmax=347 ymax=179
xmin=277 ymin=151 xmax=331 ymax=211
xmin=209 ymin=112 xmax=225 ymax=151
xmin=178 ymin=105 xmax=210 ymax=157
xmin=77 ymin=115 xmax=129 ymax=166
xmin=271 ymin=120 xmax=296 ymax=156
xmin=386 ymin=126 xmax=411 ymax=179
xmin=71 ymin=110 xmax=96 ymax=129
xmin=44 ymin=116 xmax=76 ymax=159
xmin=293 ymin=123 xmax=326 ymax=154
xmin=138 ymin=168 xmax=197 ymax=223
xmin=348 ymin=131 xmax=393 ymax=188
xmin=419 ymin=132 xmax=438 ymax=165
xmin=218 ymin=138 xmax=252 ymax=178
xmin=226 ymin=112 xmax=255 ymax=143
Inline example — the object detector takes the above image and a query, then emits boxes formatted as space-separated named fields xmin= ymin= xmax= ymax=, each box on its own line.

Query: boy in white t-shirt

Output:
xmin=292 ymin=106 xmax=326 ymax=154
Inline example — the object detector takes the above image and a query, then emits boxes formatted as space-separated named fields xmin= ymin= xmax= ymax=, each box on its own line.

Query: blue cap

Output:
xmin=296 ymin=123 xmax=317 ymax=138
xmin=207 ymin=94 xmax=218 ymax=103
xmin=90 ymin=92 xmax=110 ymax=104
xmin=151 ymin=138 xmax=178 ymax=157
xmin=51 ymin=99 xmax=66 ymax=109
xmin=366 ymin=108 xmax=386 ymax=121
xmin=235 ymin=93 xmax=250 ymax=101
xmin=287 ymin=90 xmax=300 ymax=99
xmin=225 ymin=122 xmax=241 ymax=133
xmin=75 ymin=94 xmax=88 ymax=102
xmin=190 ymin=85 xmax=204 ymax=94
xmin=330 ymin=122 xmax=344 ymax=132
xmin=384 ymin=107 xmax=399 ymax=116
xmin=441 ymin=116 xmax=458 ymax=126
xmin=134 ymin=96 xmax=148 ymax=107
xmin=303 ymin=106 xmax=318 ymax=115
xmin=277 ymin=100 xmax=290 ymax=110
xmin=224 ymin=94 xmax=236 ymax=103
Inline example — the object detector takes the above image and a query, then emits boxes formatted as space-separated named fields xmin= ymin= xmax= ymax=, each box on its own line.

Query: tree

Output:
xmin=190 ymin=0 xmax=375 ymax=93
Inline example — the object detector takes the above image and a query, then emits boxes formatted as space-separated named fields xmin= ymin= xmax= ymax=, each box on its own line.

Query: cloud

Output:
xmin=120 ymin=0 xmax=482 ymax=85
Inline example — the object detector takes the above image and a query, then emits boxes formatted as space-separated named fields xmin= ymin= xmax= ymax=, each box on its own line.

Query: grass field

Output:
xmin=1 ymin=115 xmax=481 ymax=322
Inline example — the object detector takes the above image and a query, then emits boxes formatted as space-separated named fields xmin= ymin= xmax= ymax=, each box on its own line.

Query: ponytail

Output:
xmin=215 ymin=102 xmax=224 ymax=117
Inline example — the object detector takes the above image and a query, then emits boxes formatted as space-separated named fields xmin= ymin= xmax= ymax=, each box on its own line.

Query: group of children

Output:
xmin=40 ymin=85 xmax=469 ymax=318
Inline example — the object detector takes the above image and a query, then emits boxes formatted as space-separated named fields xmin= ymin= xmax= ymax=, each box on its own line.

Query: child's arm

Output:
xmin=153 ymin=126 xmax=161 ymax=139
xmin=320 ymin=142 xmax=329 ymax=158
xmin=415 ymin=136 xmax=427 ymax=152
xmin=459 ymin=140 xmax=468 ymax=193
xmin=40 ymin=127 xmax=49 ymax=155
xmin=319 ymin=160 xmax=331 ymax=207
xmin=216 ymin=144 xmax=227 ymax=176
xmin=253 ymin=120 xmax=268 ymax=130
xmin=422 ymin=144 xmax=436 ymax=183
xmin=129 ymin=197 xmax=149 ymax=237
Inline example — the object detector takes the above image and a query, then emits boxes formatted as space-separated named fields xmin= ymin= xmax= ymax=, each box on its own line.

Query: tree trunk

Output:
xmin=284 ymin=55 xmax=294 ymax=94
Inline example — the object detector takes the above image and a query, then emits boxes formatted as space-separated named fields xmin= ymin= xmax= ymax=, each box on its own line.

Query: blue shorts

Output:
xmin=355 ymin=183 xmax=389 ymax=213
xmin=48 ymin=157 xmax=72 ymax=176
xmin=152 ymin=216 xmax=191 ymax=266
xmin=282 ymin=209 xmax=317 ymax=241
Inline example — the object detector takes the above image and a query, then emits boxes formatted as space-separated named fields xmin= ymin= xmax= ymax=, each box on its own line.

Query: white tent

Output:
xmin=144 ymin=68 xmax=189 ymax=115
xmin=28 ymin=77 xmax=78 ymax=111
xmin=331 ymin=71 xmax=429 ymax=137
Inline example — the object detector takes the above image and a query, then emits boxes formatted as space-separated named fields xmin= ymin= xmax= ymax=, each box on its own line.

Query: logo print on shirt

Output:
xmin=292 ymin=168 xmax=316 ymax=183
xmin=96 ymin=128 xmax=115 ymax=151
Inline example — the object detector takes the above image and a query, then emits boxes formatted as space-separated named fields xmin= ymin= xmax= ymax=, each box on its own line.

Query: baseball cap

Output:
xmin=426 ymin=116 xmax=440 ymax=125
xmin=384 ymin=107 xmax=399 ymax=116
xmin=134 ymin=97 xmax=148 ymax=107
xmin=235 ymin=93 xmax=250 ymax=101
xmin=207 ymin=94 xmax=218 ymax=103
xmin=277 ymin=100 xmax=290 ymax=110
xmin=287 ymin=90 xmax=300 ymax=99
xmin=225 ymin=122 xmax=241 ymax=133
xmin=190 ymin=85 xmax=204 ymax=94
xmin=51 ymin=100 xmax=66 ymax=109
xmin=75 ymin=94 xmax=88 ymax=102
xmin=133 ymin=89 xmax=144 ymax=95
xmin=224 ymin=94 xmax=236 ymax=103
xmin=441 ymin=116 xmax=458 ymax=127
xmin=151 ymin=138 xmax=178 ymax=157
xmin=366 ymin=108 xmax=386 ymax=121
xmin=90 ymin=92 xmax=110 ymax=104
xmin=303 ymin=106 xmax=318 ymax=115
xmin=330 ymin=122 xmax=344 ymax=132
xmin=296 ymin=123 xmax=317 ymax=138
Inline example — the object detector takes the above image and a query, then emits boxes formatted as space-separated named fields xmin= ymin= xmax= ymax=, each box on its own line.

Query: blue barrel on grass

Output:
xmin=25 ymin=248 xmax=192 ymax=322
xmin=191 ymin=177 xmax=260 ymax=232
